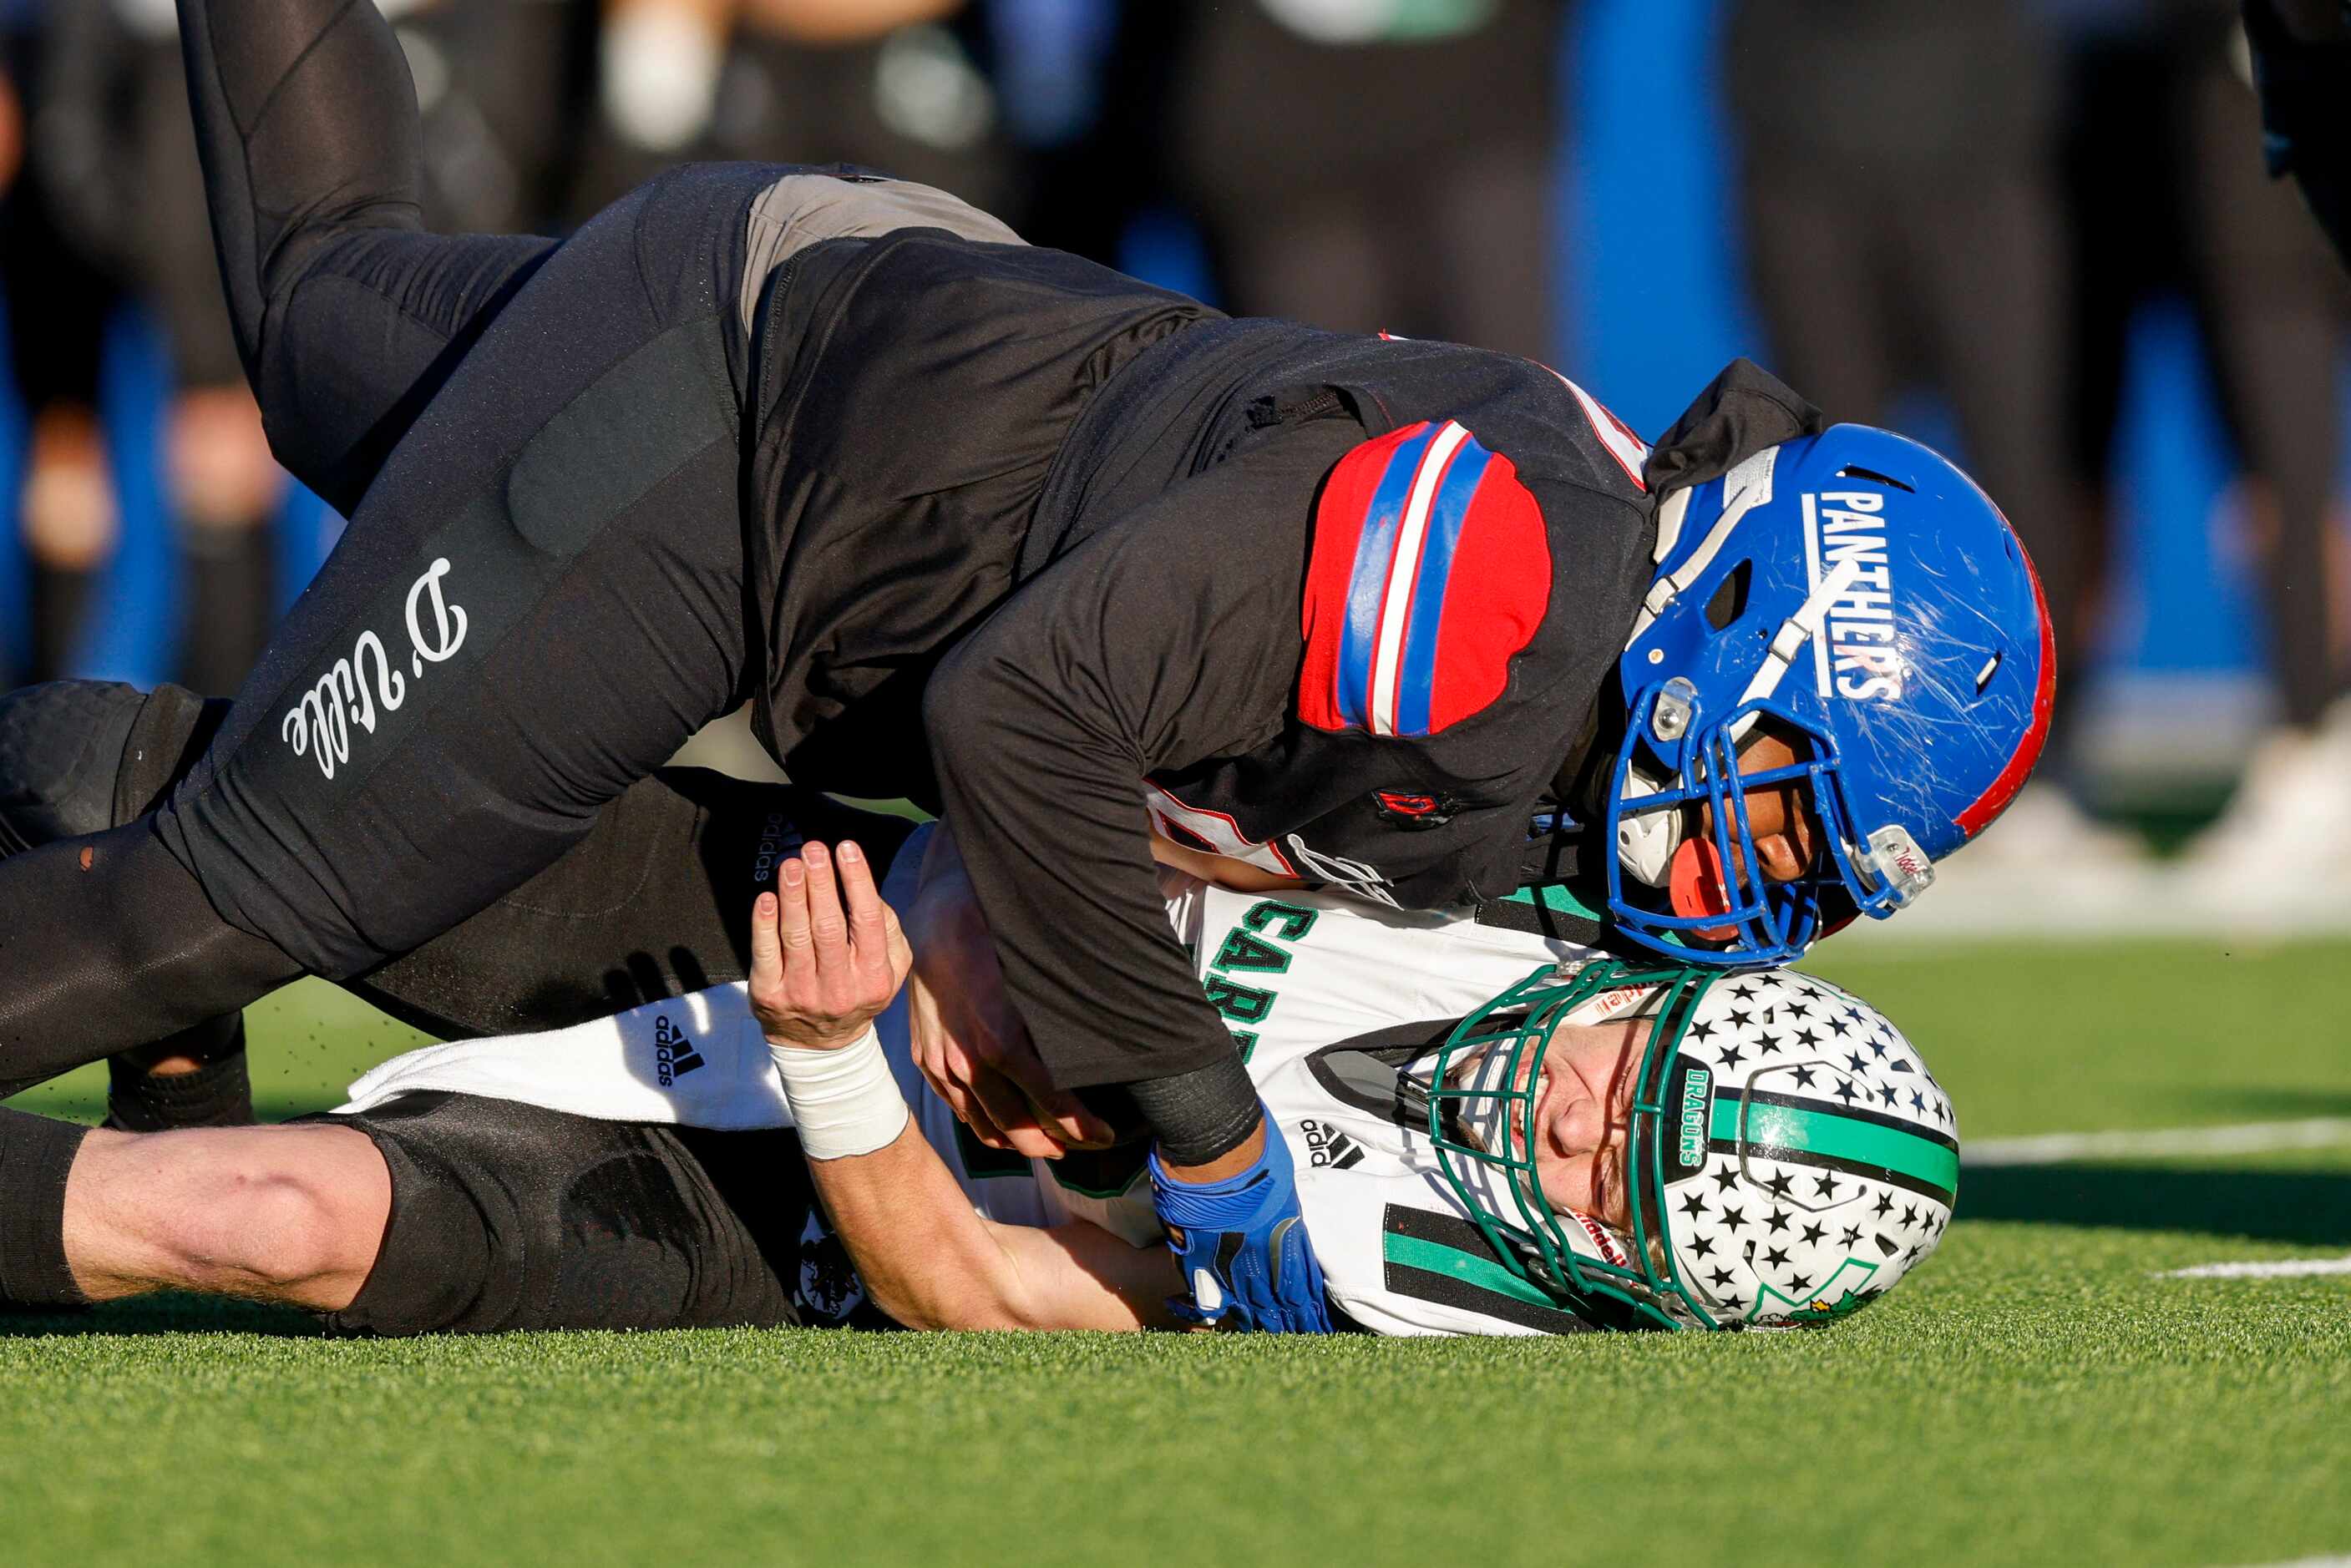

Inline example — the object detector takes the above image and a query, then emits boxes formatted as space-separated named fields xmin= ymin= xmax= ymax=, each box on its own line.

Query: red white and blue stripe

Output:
xmin=1300 ymin=420 xmax=1552 ymax=738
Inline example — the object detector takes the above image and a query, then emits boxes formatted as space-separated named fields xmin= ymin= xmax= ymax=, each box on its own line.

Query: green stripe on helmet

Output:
xmin=1709 ymin=1096 xmax=1959 ymax=1203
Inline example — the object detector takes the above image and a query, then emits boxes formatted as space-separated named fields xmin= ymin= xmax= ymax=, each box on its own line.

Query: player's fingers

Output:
xmin=801 ymin=842 xmax=849 ymax=964
xmin=953 ymin=1085 xmax=1016 ymax=1152
xmin=966 ymin=1061 xmax=1066 ymax=1161
xmin=837 ymin=842 xmax=899 ymax=995
xmin=777 ymin=855 xmax=814 ymax=953
xmin=747 ymin=892 xmax=783 ymax=991
xmin=1037 ymin=1090 xmax=1117 ymax=1151
xmin=931 ymin=1049 xmax=1015 ymax=1151
xmin=882 ymin=902 xmax=913 ymax=987
xmin=839 ymin=841 xmax=885 ymax=940
xmin=990 ymin=1044 xmax=1115 ymax=1148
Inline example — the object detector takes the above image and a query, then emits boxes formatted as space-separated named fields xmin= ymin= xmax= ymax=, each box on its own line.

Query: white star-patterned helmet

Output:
xmin=1428 ymin=959 xmax=1957 ymax=1330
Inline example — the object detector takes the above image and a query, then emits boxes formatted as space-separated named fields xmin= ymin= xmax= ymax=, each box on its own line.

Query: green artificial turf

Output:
xmin=4 ymin=940 xmax=2348 ymax=1568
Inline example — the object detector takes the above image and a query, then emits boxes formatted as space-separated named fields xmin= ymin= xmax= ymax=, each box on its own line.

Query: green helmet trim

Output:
xmin=1426 ymin=957 xmax=1723 ymax=1330
xmin=1715 ymin=1097 xmax=1958 ymax=1206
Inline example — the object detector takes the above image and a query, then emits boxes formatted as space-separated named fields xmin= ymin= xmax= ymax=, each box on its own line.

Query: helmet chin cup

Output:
xmin=1669 ymin=838 xmax=1735 ymax=940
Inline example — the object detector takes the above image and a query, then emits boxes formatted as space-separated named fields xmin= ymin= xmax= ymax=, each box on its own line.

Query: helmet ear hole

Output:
xmin=1704 ymin=562 xmax=1752 ymax=631
xmin=1834 ymin=464 xmax=1914 ymax=493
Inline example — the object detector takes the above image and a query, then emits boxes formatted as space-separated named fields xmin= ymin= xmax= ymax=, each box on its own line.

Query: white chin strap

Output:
xmin=1737 ymin=557 xmax=1864 ymax=708
xmin=1626 ymin=447 xmax=1780 ymax=646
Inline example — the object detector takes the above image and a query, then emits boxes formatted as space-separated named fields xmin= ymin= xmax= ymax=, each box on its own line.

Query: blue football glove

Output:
xmin=1148 ymin=1110 xmax=1333 ymax=1333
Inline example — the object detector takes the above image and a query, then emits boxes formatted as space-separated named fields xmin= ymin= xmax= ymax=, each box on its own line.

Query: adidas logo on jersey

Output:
xmin=653 ymin=1014 xmax=706 ymax=1087
xmin=1300 ymin=1119 xmax=1366 ymax=1171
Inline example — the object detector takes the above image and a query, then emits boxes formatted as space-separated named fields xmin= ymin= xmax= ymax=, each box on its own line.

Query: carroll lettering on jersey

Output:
xmin=1212 ymin=928 xmax=1293 ymax=974
xmin=1803 ymin=491 xmax=1905 ymax=702
xmin=1205 ymin=899 xmax=1323 ymax=1059
xmin=1240 ymin=901 xmax=1318 ymax=942
xmin=1203 ymin=974 xmax=1274 ymax=1025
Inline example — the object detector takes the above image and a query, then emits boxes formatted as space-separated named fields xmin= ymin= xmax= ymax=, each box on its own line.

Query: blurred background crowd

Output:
xmin=0 ymin=0 xmax=2343 ymax=933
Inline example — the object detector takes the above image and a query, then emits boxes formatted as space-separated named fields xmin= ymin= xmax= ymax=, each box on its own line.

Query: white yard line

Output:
xmin=1963 ymin=1117 xmax=2351 ymax=1167
xmin=2159 ymin=1256 xmax=2351 ymax=1280
xmin=2217 ymin=1557 xmax=2351 ymax=1567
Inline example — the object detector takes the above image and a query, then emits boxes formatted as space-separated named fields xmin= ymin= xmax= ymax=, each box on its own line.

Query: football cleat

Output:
xmin=1427 ymin=958 xmax=1957 ymax=1331
xmin=1604 ymin=424 xmax=2055 ymax=965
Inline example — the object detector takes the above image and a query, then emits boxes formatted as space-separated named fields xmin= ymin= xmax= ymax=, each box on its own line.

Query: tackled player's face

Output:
xmin=1514 ymin=1017 xmax=1648 ymax=1231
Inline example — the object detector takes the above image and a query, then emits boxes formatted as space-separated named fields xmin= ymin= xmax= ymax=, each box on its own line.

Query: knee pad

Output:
xmin=0 ymin=682 xmax=225 ymax=855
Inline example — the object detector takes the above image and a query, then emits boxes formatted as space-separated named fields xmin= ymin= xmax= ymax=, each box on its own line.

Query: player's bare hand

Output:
xmin=749 ymin=840 xmax=913 ymax=1051
xmin=904 ymin=827 xmax=1116 ymax=1158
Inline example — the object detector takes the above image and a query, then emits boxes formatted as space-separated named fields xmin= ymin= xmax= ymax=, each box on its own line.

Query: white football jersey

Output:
xmin=890 ymin=827 xmax=1609 ymax=1336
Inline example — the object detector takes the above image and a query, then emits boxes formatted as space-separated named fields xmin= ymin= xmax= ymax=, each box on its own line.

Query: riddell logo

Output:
xmin=1300 ymin=1119 xmax=1366 ymax=1171
xmin=1568 ymin=1208 xmax=1629 ymax=1267
xmin=654 ymin=1015 xmax=706 ymax=1086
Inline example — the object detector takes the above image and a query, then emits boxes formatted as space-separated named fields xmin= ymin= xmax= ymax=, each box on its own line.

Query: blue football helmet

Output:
xmin=1604 ymin=424 xmax=2055 ymax=965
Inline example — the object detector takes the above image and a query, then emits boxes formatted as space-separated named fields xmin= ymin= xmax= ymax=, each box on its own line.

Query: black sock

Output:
xmin=104 ymin=1016 xmax=255 ymax=1133
xmin=28 ymin=562 xmax=95 ymax=683
xmin=179 ymin=520 xmax=276 ymax=698
xmin=0 ymin=1107 xmax=93 ymax=1308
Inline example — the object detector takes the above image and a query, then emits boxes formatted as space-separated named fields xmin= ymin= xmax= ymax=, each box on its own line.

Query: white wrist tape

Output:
xmin=769 ymin=1025 xmax=910 ymax=1161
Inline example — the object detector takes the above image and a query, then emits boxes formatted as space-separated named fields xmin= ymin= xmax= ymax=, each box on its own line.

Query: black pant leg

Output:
xmin=318 ymin=1093 xmax=813 ymax=1336
xmin=0 ymin=681 xmax=918 ymax=1047
xmin=0 ymin=168 xmax=764 ymax=1090
xmin=155 ymin=167 xmax=762 ymax=980
xmin=176 ymin=0 xmax=556 ymax=513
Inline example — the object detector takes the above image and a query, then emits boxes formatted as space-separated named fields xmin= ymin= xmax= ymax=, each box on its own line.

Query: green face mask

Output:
xmin=1427 ymin=958 xmax=1720 ymax=1329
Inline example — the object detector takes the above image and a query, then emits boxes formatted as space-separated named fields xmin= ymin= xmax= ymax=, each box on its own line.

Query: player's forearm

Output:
xmin=803 ymin=1122 xmax=1158 ymax=1331
xmin=923 ymin=665 xmax=1248 ymax=1096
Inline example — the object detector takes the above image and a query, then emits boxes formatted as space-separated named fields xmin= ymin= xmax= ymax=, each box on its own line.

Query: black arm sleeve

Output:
xmin=924 ymin=417 xmax=1364 ymax=1095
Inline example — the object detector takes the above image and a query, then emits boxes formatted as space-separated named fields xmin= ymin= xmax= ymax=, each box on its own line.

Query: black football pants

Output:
xmin=0 ymin=0 xmax=761 ymax=1092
